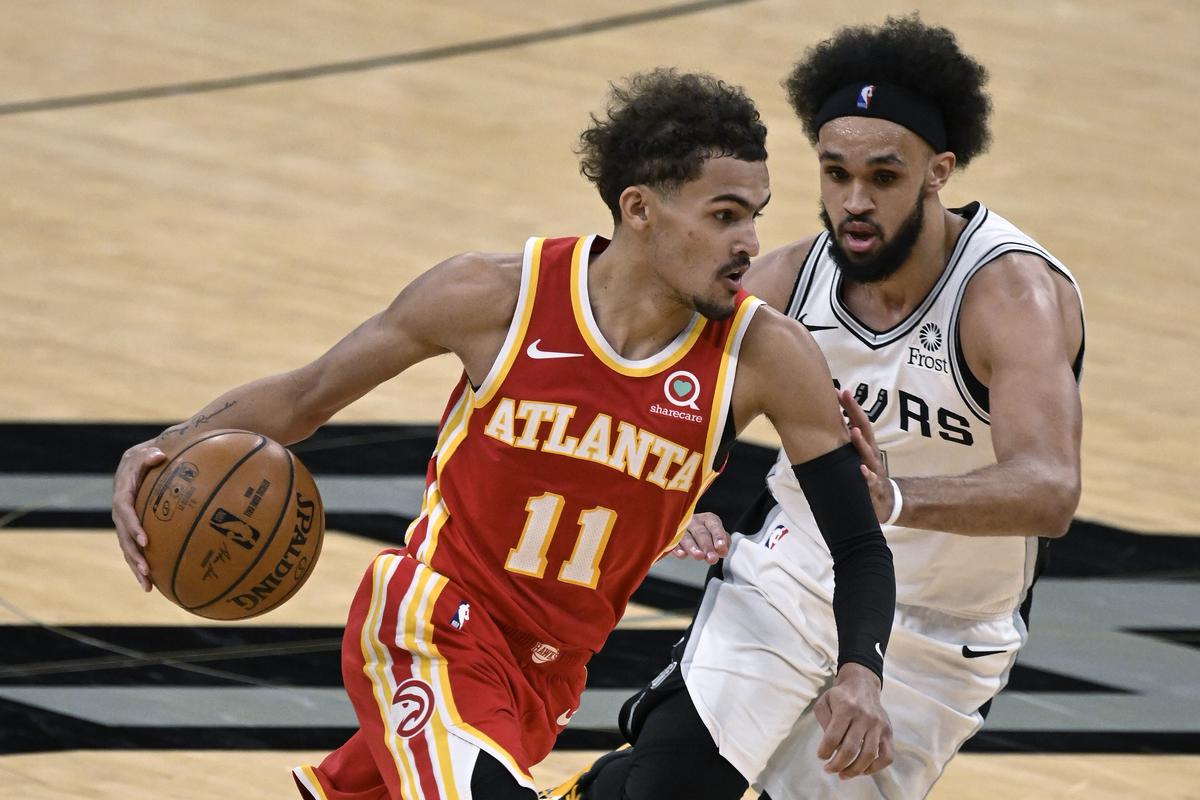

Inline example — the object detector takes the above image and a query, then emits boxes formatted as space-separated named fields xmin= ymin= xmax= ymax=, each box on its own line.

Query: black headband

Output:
xmin=812 ymin=82 xmax=948 ymax=153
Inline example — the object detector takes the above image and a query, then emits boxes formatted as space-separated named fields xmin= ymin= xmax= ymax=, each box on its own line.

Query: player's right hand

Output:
xmin=813 ymin=663 xmax=894 ymax=780
xmin=111 ymin=441 xmax=167 ymax=592
xmin=671 ymin=512 xmax=730 ymax=564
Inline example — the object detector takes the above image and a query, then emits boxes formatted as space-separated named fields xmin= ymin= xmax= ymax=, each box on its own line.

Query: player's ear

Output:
xmin=618 ymin=185 xmax=652 ymax=230
xmin=926 ymin=151 xmax=956 ymax=193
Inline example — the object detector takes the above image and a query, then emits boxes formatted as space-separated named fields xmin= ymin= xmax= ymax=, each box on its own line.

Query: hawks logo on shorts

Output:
xmin=391 ymin=678 xmax=435 ymax=738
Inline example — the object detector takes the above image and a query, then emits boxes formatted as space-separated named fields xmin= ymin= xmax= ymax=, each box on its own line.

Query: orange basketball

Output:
xmin=134 ymin=429 xmax=325 ymax=620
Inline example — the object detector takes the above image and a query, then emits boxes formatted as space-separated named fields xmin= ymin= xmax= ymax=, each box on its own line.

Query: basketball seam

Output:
xmin=191 ymin=445 xmax=299 ymax=616
xmin=255 ymin=451 xmax=323 ymax=614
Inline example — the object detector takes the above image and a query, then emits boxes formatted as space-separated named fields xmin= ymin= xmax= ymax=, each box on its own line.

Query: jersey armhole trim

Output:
xmin=473 ymin=237 xmax=543 ymax=407
xmin=784 ymin=234 xmax=827 ymax=319
xmin=947 ymin=242 xmax=1084 ymax=423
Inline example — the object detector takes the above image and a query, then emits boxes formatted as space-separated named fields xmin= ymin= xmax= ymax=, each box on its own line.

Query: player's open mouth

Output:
xmin=722 ymin=267 xmax=746 ymax=290
xmin=841 ymin=222 xmax=879 ymax=254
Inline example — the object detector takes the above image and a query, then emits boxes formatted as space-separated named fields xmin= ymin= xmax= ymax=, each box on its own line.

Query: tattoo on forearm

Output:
xmin=156 ymin=400 xmax=238 ymax=442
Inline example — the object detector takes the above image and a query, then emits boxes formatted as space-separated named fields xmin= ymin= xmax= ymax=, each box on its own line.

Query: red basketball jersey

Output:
xmin=402 ymin=235 xmax=762 ymax=655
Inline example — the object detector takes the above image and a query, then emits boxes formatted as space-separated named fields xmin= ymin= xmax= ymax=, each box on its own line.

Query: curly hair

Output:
xmin=579 ymin=68 xmax=768 ymax=223
xmin=784 ymin=14 xmax=992 ymax=166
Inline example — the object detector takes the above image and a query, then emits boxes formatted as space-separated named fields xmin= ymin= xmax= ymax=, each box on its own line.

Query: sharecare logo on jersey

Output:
xmin=858 ymin=84 xmax=875 ymax=109
xmin=392 ymin=678 xmax=435 ymax=738
xmin=649 ymin=404 xmax=703 ymax=423
xmin=482 ymin=398 xmax=703 ymax=492
xmin=663 ymin=370 xmax=702 ymax=410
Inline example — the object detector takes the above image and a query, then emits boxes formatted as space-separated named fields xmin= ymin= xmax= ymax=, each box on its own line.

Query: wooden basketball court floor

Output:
xmin=1 ymin=1 xmax=1198 ymax=797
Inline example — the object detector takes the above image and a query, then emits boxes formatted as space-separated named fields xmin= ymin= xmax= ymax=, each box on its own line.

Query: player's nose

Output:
xmin=737 ymin=221 xmax=760 ymax=258
xmin=843 ymin=180 xmax=875 ymax=216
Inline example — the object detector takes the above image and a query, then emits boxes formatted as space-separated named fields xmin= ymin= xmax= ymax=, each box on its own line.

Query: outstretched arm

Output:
xmin=113 ymin=251 xmax=521 ymax=588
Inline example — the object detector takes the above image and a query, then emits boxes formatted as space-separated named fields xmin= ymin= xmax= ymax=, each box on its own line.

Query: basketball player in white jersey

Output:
xmin=548 ymin=15 xmax=1084 ymax=800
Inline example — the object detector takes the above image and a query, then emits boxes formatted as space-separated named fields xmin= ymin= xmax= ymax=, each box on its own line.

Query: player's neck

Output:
xmin=587 ymin=236 xmax=696 ymax=361
xmin=842 ymin=204 xmax=964 ymax=328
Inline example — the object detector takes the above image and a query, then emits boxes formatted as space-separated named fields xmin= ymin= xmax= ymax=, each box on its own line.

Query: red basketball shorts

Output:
xmin=293 ymin=551 xmax=587 ymax=799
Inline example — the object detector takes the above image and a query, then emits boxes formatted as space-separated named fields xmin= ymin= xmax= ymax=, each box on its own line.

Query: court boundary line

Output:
xmin=0 ymin=0 xmax=758 ymax=116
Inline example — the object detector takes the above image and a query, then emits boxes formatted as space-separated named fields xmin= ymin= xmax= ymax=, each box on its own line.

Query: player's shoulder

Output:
xmin=963 ymin=249 xmax=1078 ymax=313
xmin=417 ymin=250 xmax=523 ymax=306
xmin=740 ymin=301 xmax=825 ymax=371
xmin=432 ymin=250 xmax=524 ymax=291
xmin=387 ymin=250 xmax=524 ymax=338
xmin=745 ymin=235 xmax=823 ymax=310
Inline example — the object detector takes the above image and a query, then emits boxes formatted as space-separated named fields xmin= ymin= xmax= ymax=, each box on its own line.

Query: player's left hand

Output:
xmin=812 ymin=662 xmax=894 ymax=779
xmin=670 ymin=512 xmax=729 ymax=564
xmin=838 ymin=388 xmax=897 ymax=524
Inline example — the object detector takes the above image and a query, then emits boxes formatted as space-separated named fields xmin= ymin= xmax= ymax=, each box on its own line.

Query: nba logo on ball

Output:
xmin=858 ymin=84 xmax=875 ymax=109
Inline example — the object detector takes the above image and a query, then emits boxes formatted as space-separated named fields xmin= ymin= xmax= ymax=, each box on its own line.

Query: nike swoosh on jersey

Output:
xmin=796 ymin=314 xmax=837 ymax=333
xmin=556 ymin=708 xmax=576 ymax=726
xmin=527 ymin=339 xmax=584 ymax=360
xmin=961 ymin=645 xmax=1007 ymax=658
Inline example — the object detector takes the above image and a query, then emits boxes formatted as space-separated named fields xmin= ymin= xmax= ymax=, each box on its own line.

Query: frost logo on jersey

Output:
xmin=908 ymin=322 xmax=949 ymax=374
xmin=392 ymin=678 xmax=435 ymax=738
xmin=919 ymin=322 xmax=943 ymax=352
xmin=450 ymin=601 xmax=470 ymax=630
xmin=857 ymin=84 xmax=875 ymax=109
xmin=531 ymin=641 xmax=561 ymax=664
xmin=766 ymin=523 xmax=789 ymax=550
xmin=663 ymin=370 xmax=702 ymax=410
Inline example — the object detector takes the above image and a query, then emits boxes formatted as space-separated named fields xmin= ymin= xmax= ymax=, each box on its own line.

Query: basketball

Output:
xmin=134 ymin=429 xmax=325 ymax=620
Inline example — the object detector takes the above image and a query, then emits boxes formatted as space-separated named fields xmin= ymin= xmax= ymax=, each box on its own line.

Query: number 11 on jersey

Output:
xmin=504 ymin=493 xmax=617 ymax=589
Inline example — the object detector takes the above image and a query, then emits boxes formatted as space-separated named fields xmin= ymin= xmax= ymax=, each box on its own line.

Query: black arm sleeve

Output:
xmin=792 ymin=443 xmax=895 ymax=679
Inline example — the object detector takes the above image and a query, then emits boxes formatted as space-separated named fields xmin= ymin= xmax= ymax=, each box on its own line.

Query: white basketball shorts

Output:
xmin=680 ymin=502 xmax=1028 ymax=799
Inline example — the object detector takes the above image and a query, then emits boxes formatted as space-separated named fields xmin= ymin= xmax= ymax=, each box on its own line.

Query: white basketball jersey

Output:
xmin=765 ymin=202 xmax=1084 ymax=619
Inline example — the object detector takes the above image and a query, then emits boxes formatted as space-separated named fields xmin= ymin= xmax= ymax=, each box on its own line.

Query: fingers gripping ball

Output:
xmin=134 ymin=429 xmax=325 ymax=619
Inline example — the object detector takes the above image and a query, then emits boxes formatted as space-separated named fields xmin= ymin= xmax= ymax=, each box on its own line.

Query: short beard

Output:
xmin=691 ymin=254 xmax=750 ymax=320
xmin=694 ymin=299 xmax=736 ymax=321
xmin=820 ymin=192 xmax=925 ymax=284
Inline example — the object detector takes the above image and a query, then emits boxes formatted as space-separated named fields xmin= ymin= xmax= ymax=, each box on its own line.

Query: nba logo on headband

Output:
xmin=857 ymin=84 xmax=875 ymax=109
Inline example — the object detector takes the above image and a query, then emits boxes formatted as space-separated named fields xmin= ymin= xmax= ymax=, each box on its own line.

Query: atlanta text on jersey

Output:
xmin=482 ymin=397 xmax=703 ymax=492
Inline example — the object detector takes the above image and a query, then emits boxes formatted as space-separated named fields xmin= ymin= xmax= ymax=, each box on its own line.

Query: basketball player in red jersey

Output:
xmin=111 ymin=69 xmax=896 ymax=799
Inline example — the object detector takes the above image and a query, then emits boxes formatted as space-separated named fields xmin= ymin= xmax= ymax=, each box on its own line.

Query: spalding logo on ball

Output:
xmin=135 ymin=429 xmax=325 ymax=620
